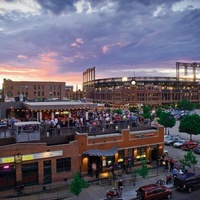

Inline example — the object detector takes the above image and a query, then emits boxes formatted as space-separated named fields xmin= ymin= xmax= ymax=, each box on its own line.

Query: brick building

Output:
xmin=83 ymin=62 xmax=200 ymax=106
xmin=0 ymin=122 xmax=164 ymax=190
xmin=2 ymin=79 xmax=66 ymax=101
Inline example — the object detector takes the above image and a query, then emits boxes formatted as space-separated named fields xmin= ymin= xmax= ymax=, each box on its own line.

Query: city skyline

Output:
xmin=0 ymin=0 xmax=200 ymax=89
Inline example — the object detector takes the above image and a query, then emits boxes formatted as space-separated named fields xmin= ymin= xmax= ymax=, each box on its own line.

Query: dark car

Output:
xmin=136 ymin=184 xmax=172 ymax=200
xmin=174 ymin=172 xmax=200 ymax=193
xmin=193 ymin=144 xmax=200 ymax=155
xmin=181 ymin=141 xmax=198 ymax=150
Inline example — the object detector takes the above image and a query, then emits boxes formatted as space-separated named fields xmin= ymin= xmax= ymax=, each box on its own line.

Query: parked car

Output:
xmin=176 ymin=110 xmax=196 ymax=120
xmin=164 ymin=149 xmax=169 ymax=156
xmin=174 ymin=172 xmax=200 ymax=193
xmin=173 ymin=140 xmax=186 ymax=148
xmin=164 ymin=136 xmax=180 ymax=146
xmin=193 ymin=144 xmax=200 ymax=155
xmin=181 ymin=141 xmax=198 ymax=151
xmin=136 ymin=184 xmax=172 ymax=200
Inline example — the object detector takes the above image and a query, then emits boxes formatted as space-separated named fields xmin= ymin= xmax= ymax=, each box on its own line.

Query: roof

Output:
xmin=83 ymin=146 xmax=118 ymax=157
xmin=22 ymin=101 xmax=98 ymax=110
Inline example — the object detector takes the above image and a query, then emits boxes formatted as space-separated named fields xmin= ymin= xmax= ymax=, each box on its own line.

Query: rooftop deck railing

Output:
xmin=0 ymin=120 xmax=156 ymax=140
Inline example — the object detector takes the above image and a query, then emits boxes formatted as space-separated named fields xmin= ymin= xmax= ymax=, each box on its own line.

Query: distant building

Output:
xmin=83 ymin=62 xmax=200 ymax=106
xmin=2 ymin=79 xmax=66 ymax=102
xmin=65 ymin=85 xmax=74 ymax=100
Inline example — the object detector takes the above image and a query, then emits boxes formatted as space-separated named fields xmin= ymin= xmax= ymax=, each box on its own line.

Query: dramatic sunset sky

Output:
xmin=0 ymin=0 xmax=200 ymax=90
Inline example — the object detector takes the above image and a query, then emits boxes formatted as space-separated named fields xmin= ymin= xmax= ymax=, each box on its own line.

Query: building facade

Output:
xmin=83 ymin=62 xmax=200 ymax=106
xmin=0 ymin=123 xmax=164 ymax=190
xmin=2 ymin=79 xmax=66 ymax=102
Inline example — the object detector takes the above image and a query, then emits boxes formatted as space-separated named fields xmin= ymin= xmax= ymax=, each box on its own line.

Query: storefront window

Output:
xmin=56 ymin=157 xmax=71 ymax=172
xmin=118 ymin=149 xmax=124 ymax=164
xmin=136 ymin=147 xmax=147 ymax=161
xmin=106 ymin=156 xmax=115 ymax=166
xmin=128 ymin=148 xmax=134 ymax=156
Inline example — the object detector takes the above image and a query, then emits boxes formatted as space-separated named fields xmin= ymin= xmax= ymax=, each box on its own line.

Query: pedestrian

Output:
xmin=169 ymin=158 xmax=174 ymax=172
xmin=165 ymin=158 xmax=169 ymax=171
xmin=184 ymin=165 xmax=189 ymax=173
xmin=118 ymin=179 xmax=123 ymax=197
xmin=172 ymin=167 xmax=178 ymax=177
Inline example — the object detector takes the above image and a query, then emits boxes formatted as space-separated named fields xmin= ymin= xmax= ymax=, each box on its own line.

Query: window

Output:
xmin=118 ymin=149 xmax=124 ymax=164
xmin=136 ymin=147 xmax=146 ymax=161
xmin=56 ymin=157 xmax=71 ymax=172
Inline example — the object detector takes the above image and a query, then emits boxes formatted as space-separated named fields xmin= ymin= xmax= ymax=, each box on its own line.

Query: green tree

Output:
xmin=136 ymin=159 xmax=150 ymax=179
xmin=155 ymin=107 xmax=162 ymax=118
xmin=179 ymin=114 xmax=200 ymax=141
xmin=179 ymin=150 xmax=198 ymax=172
xmin=157 ymin=112 xmax=176 ymax=135
xmin=142 ymin=105 xmax=152 ymax=120
xmin=70 ymin=172 xmax=88 ymax=199
xmin=177 ymin=99 xmax=194 ymax=110
xmin=114 ymin=108 xmax=122 ymax=115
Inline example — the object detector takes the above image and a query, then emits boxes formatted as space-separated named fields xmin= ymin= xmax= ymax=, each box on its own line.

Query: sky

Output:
xmin=0 ymin=0 xmax=200 ymax=90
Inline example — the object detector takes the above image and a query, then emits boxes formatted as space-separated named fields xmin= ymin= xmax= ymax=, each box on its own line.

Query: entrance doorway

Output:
xmin=0 ymin=165 xmax=15 ymax=190
xmin=43 ymin=160 xmax=52 ymax=184
xmin=22 ymin=162 xmax=38 ymax=186
xmin=88 ymin=156 xmax=101 ymax=177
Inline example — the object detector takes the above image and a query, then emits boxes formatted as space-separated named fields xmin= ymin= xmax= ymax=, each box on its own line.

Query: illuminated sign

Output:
xmin=2 ymin=157 xmax=14 ymax=163
xmin=22 ymin=155 xmax=34 ymax=161
xmin=0 ymin=150 xmax=63 ymax=164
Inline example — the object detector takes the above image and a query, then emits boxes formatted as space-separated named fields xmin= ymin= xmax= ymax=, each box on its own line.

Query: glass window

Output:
xmin=34 ymin=85 xmax=36 ymax=90
xmin=136 ymin=147 xmax=147 ymax=161
xmin=128 ymin=148 xmax=134 ymax=156
xmin=42 ymin=91 xmax=44 ymax=96
xmin=118 ymin=149 xmax=124 ymax=164
xmin=56 ymin=157 xmax=71 ymax=172
xmin=106 ymin=156 xmax=115 ymax=166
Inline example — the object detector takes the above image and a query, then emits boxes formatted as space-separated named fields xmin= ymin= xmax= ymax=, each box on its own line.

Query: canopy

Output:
xmin=83 ymin=146 xmax=118 ymax=157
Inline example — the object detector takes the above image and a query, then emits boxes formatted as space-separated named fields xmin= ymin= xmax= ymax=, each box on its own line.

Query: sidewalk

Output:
xmin=0 ymin=166 xmax=174 ymax=200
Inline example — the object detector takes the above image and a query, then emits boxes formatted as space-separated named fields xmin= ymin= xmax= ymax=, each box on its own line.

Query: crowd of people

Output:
xmin=159 ymin=154 xmax=190 ymax=179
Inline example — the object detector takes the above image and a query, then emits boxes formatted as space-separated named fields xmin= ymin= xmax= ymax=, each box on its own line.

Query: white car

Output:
xmin=173 ymin=139 xmax=186 ymax=148
xmin=164 ymin=149 xmax=168 ymax=156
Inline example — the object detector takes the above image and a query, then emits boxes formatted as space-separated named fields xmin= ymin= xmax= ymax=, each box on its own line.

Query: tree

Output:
xmin=179 ymin=114 xmax=200 ymax=141
xmin=136 ymin=159 xmax=150 ymax=179
xmin=157 ymin=112 xmax=176 ymax=135
xmin=114 ymin=108 xmax=122 ymax=115
xmin=177 ymin=99 xmax=194 ymax=110
xmin=179 ymin=150 xmax=198 ymax=172
xmin=142 ymin=105 xmax=152 ymax=120
xmin=70 ymin=171 xmax=88 ymax=199
xmin=155 ymin=107 xmax=162 ymax=118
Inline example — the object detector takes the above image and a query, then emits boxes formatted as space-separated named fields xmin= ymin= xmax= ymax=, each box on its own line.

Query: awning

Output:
xmin=22 ymin=101 xmax=98 ymax=110
xmin=83 ymin=146 xmax=118 ymax=157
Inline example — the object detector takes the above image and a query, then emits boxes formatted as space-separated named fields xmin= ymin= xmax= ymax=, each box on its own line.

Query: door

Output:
xmin=0 ymin=165 xmax=16 ymax=190
xmin=43 ymin=160 xmax=52 ymax=184
xmin=22 ymin=162 xmax=38 ymax=186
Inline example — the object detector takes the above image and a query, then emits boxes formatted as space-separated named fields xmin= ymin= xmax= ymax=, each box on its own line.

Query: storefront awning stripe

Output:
xmin=83 ymin=146 xmax=118 ymax=157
